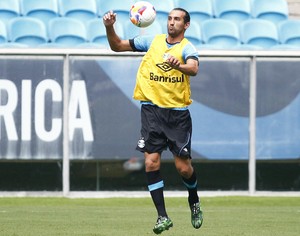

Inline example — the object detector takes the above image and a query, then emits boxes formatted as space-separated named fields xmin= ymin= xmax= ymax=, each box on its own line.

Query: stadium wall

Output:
xmin=287 ymin=0 xmax=300 ymax=19
xmin=0 ymin=48 xmax=299 ymax=196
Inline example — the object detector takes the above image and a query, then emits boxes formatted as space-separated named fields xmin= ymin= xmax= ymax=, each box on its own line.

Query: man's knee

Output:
xmin=175 ymin=158 xmax=194 ymax=178
xmin=145 ymin=152 xmax=161 ymax=171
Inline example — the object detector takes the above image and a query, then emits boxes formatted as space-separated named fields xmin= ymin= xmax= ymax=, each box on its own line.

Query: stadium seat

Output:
xmin=38 ymin=42 xmax=68 ymax=48
xmin=0 ymin=0 xmax=20 ymax=25
xmin=48 ymin=17 xmax=87 ymax=47
xmin=119 ymin=20 xmax=162 ymax=41
xmin=86 ymin=18 xmax=107 ymax=45
xmin=98 ymin=0 xmax=134 ymax=22
xmin=20 ymin=0 xmax=59 ymax=25
xmin=86 ymin=18 xmax=124 ymax=48
xmin=58 ymin=0 xmax=97 ymax=23
xmin=154 ymin=18 xmax=168 ymax=34
xmin=278 ymin=20 xmax=300 ymax=47
xmin=139 ymin=21 xmax=163 ymax=36
xmin=0 ymin=42 xmax=29 ymax=48
xmin=123 ymin=21 xmax=141 ymax=39
xmin=0 ymin=20 xmax=7 ymax=43
xmin=8 ymin=17 xmax=48 ymax=47
xmin=185 ymin=21 xmax=203 ymax=48
xmin=240 ymin=19 xmax=279 ymax=48
xmin=271 ymin=44 xmax=300 ymax=50
xmin=213 ymin=0 xmax=251 ymax=25
xmin=252 ymin=0 xmax=289 ymax=24
xmin=201 ymin=19 xmax=240 ymax=49
xmin=176 ymin=0 xmax=213 ymax=26
xmin=146 ymin=0 xmax=175 ymax=22
xmin=76 ymin=43 xmax=109 ymax=49
xmin=235 ymin=44 xmax=264 ymax=50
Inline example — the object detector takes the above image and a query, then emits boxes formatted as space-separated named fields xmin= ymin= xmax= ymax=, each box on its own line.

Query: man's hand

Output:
xmin=102 ymin=10 xmax=133 ymax=52
xmin=166 ymin=55 xmax=181 ymax=69
xmin=103 ymin=11 xmax=117 ymax=27
xmin=166 ymin=55 xmax=198 ymax=76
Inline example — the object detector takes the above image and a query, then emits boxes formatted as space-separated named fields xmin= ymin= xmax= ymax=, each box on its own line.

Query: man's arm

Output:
xmin=167 ymin=56 xmax=199 ymax=76
xmin=103 ymin=11 xmax=133 ymax=52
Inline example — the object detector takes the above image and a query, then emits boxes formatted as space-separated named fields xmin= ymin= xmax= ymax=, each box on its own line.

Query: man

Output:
xmin=103 ymin=8 xmax=203 ymax=234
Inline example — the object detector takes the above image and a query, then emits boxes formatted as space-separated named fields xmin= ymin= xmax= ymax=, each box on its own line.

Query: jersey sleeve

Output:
xmin=183 ymin=42 xmax=199 ymax=64
xmin=131 ymin=35 xmax=155 ymax=52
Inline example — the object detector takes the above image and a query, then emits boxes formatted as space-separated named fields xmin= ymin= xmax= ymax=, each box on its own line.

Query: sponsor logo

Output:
xmin=156 ymin=62 xmax=173 ymax=72
xmin=150 ymin=72 xmax=184 ymax=83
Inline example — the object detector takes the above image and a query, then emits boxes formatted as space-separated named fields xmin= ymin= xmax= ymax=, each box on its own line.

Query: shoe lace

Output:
xmin=156 ymin=216 xmax=164 ymax=224
xmin=156 ymin=216 xmax=169 ymax=224
xmin=191 ymin=203 xmax=200 ymax=216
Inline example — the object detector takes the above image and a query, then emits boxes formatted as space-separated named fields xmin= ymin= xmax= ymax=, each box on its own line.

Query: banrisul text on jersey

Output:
xmin=149 ymin=72 xmax=185 ymax=83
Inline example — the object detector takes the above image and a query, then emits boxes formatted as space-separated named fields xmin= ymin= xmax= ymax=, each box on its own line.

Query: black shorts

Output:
xmin=136 ymin=104 xmax=192 ymax=158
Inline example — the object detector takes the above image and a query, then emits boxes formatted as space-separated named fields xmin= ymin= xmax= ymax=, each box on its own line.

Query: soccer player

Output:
xmin=103 ymin=8 xmax=203 ymax=234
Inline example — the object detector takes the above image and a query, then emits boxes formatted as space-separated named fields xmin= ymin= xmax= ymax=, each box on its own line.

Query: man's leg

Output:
xmin=145 ymin=152 xmax=173 ymax=234
xmin=175 ymin=156 xmax=203 ymax=229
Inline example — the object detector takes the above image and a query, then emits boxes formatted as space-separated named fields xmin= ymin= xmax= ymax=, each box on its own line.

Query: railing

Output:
xmin=0 ymin=48 xmax=299 ymax=196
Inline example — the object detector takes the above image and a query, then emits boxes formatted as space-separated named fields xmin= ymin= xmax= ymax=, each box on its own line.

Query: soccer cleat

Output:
xmin=153 ymin=216 xmax=173 ymax=234
xmin=190 ymin=202 xmax=203 ymax=229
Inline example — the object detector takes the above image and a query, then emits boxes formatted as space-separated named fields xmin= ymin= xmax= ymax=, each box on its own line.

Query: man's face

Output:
xmin=167 ymin=10 xmax=189 ymax=38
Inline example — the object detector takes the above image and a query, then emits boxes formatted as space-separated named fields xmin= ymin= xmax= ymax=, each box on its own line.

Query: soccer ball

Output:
xmin=129 ymin=1 xmax=156 ymax=28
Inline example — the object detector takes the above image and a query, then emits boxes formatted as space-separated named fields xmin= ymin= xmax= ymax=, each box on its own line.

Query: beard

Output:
xmin=168 ymin=27 xmax=177 ymax=37
xmin=167 ymin=25 xmax=185 ymax=38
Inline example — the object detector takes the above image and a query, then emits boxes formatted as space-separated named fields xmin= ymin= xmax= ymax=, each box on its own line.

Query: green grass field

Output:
xmin=0 ymin=196 xmax=299 ymax=236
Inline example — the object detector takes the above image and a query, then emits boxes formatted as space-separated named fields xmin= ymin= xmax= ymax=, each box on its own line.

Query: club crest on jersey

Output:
xmin=137 ymin=138 xmax=145 ymax=148
xmin=163 ymin=53 xmax=171 ymax=61
xmin=156 ymin=53 xmax=173 ymax=72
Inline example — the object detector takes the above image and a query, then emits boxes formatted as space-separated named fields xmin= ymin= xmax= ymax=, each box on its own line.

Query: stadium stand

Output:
xmin=20 ymin=0 xmax=59 ymax=25
xmin=0 ymin=0 xmax=21 ymax=25
xmin=277 ymin=19 xmax=300 ymax=47
xmin=48 ymin=17 xmax=87 ymax=47
xmin=120 ymin=20 xmax=164 ymax=42
xmin=84 ymin=20 xmax=108 ymax=48
xmin=0 ymin=20 xmax=7 ymax=43
xmin=252 ymin=0 xmax=289 ymax=24
xmin=140 ymin=20 xmax=163 ymax=36
xmin=154 ymin=17 xmax=168 ymax=34
xmin=175 ymin=0 xmax=213 ymax=26
xmin=240 ymin=19 xmax=279 ymax=48
xmin=0 ymin=0 xmax=298 ymax=49
xmin=98 ymin=0 xmax=134 ymax=22
xmin=271 ymin=44 xmax=300 ymax=49
xmin=213 ymin=0 xmax=252 ymax=25
xmin=58 ymin=0 xmax=98 ymax=23
xmin=0 ymin=42 xmax=28 ymax=48
xmin=123 ymin=20 xmax=142 ymax=39
xmin=8 ymin=17 xmax=48 ymax=47
xmin=184 ymin=21 xmax=203 ymax=48
xmin=146 ymin=0 xmax=175 ymax=22
xmin=85 ymin=18 xmax=124 ymax=48
xmin=201 ymin=19 xmax=240 ymax=49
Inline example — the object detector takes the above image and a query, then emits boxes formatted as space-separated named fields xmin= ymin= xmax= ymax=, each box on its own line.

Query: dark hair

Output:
xmin=173 ymin=8 xmax=190 ymax=23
